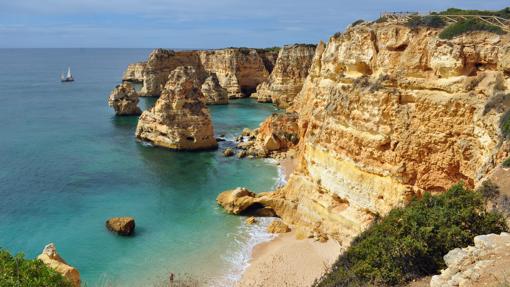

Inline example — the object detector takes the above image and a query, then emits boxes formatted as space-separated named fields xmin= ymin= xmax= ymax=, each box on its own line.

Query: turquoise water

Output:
xmin=0 ymin=49 xmax=279 ymax=286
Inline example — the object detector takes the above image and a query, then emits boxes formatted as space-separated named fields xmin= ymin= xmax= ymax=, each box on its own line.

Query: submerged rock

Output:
xmin=246 ymin=216 xmax=257 ymax=225
xmin=135 ymin=66 xmax=218 ymax=150
xmin=223 ymin=148 xmax=235 ymax=157
xmin=201 ymin=74 xmax=228 ymax=105
xmin=108 ymin=82 xmax=142 ymax=116
xmin=106 ymin=217 xmax=136 ymax=236
xmin=37 ymin=243 xmax=81 ymax=287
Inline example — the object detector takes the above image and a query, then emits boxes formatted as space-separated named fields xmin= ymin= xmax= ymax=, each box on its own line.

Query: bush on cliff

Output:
xmin=434 ymin=7 xmax=510 ymax=19
xmin=438 ymin=19 xmax=505 ymax=39
xmin=406 ymin=16 xmax=446 ymax=29
xmin=316 ymin=183 xmax=508 ymax=287
xmin=0 ymin=249 xmax=72 ymax=287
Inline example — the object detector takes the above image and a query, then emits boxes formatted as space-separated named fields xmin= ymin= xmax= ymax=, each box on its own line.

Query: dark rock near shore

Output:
xmin=106 ymin=217 xmax=136 ymax=236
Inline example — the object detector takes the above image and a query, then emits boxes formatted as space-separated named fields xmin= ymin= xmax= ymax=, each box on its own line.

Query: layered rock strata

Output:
xmin=108 ymin=82 xmax=142 ymax=116
xmin=201 ymin=73 xmax=229 ymax=105
xmin=122 ymin=62 xmax=146 ymax=83
xmin=135 ymin=66 xmax=217 ymax=150
xmin=430 ymin=233 xmax=510 ymax=287
xmin=220 ymin=23 xmax=510 ymax=243
xmin=37 ymin=243 xmax=81 ymax=287
xmin=253 ymin=44 xmax=316 ymax=108
xmin=126 ymin=48 xmax=274 ymax=98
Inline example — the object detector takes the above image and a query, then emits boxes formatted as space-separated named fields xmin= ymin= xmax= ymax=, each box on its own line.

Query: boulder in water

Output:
xmin=106 ymin=217 xmax=136 ymax=236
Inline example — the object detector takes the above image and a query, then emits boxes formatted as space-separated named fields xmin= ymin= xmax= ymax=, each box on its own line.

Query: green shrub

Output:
xmin=406 ymin=16 xmax=446 ymax=29
xmin=316 ymin=183 xmax=508 ymax=287
xmin=503 ymin=158 xmax=510 ymax=168
xmin=0 ymin=249 xmax=72 ymax=287
xmin=439 ymin=19 xmax=505 ymax=39
xmin=436 ymin=7 xmax=510 ymax=19
xmin=351 ymin=19 xmax=365 ymax=27
xmin=503 ymin=114 xmax=510 ymax=139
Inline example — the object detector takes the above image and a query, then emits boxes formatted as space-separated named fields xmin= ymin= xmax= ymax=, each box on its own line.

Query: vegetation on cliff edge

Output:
xmin=0 ymin=249 xmax=72 ymax=287
xmin=438 ymin=18 xmax=505 ymax=39
xmin=316 ymin=183 xmax=508 ymax=287
xmin=434 ymin=7 xmax=510 ymax=19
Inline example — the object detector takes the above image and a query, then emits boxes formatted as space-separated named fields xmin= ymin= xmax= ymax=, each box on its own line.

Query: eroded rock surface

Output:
xmin=135 ymin=66 xmax=217 ymax=150
xmin=122 ymin=62 xmax=146 ymax=83
xmin=253 ymin=44 xmax=316 ymax=108
xmin=430 ymin=233 xmax=510 ymax=287
xmin=37 ymin=243 xmax=81 ymax=287
xmin=108 ymin=82 xmax=142 ymax=116
xmin=201 ymin=73 xmax=228 ymax=105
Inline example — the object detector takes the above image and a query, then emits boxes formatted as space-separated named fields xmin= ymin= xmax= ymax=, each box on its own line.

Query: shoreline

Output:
xmin=235 ymin=151 xmax=342 ymax=287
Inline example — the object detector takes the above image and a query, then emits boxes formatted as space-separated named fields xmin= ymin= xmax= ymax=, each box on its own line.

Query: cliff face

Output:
xmin=135 ymin=66 xmax=217 ymax=150
xmin=129 ymin=48 xmax=272 ymax=98
xmin=253 ymin=44 xmax=316 ymax=108
xmin=252 ymin=23 xmax=510 ymax=242
xmin=122 ymin=62 xmax=146 ymax=83
xmin=201 ymin=73 xmax=229 ymax=105
xmin=198 ymin=48 xmax=270 ymax=98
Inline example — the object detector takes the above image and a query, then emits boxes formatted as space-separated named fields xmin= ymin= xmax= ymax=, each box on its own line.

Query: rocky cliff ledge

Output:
xmin=135 ymin=66 xmax=217 ymax=150
xmin=221 ymin=22 xmax=510 ymax=243
xmin=253 ymin=44 xmax=316 ymax=108
xmin=201 ymin=73 xmax=229 ymax=105
xmin=37 ymin=243 xmax=80 ymax=287
xmin=122 ymin=62 xmax=146 ymax=83
xmin=128 ymin=48 xmax=274 ymax=98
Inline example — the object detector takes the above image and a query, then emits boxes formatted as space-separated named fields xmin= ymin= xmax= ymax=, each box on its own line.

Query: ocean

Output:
xmin=0 ymin=49 xmax=279 ymax=286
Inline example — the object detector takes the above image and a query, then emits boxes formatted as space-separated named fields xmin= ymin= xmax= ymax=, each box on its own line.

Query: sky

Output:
xmin=0 ymin=0 xmax=508 ymax=48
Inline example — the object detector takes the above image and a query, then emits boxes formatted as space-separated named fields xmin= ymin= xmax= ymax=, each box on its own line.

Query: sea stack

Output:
xmin=135 ymin=66 xmax=218 ymax=150
xmin=253 ymin=44 xmax=316 ymax=108
xmin=37 ymin=243 xmax=81 ymax=287
xmin=106 ymin=217 xmax=136 ymax=236
xmin=108 ymin=82 xmax=142 ymax=116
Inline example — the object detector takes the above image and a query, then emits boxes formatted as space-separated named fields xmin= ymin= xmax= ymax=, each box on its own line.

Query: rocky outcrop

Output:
xmin=253 ymin=44 xmax=316 ymax=108
xmin=136 ymin=66 xmax=217 ymax=150
xmin=122 ymin=62 xmax=146 ymax=83
xmin=108 ymin=82 xmax=142 ymax=116
xmin=201 ymin=74 xmax=228 ymax=105
xmin=198 ymin=48 xmax=270 ymax=98
xmin=140 ymin=49 xmax=203 ymax=97
xmin=106 ymin=217 xmax=136 ymax=236
xmin=37 ymin=243 xmax=80 ymax=287
xmin=430 ymin=233 xmax=510 ymax=287
xmin=267 ymin=219 xmax=290 ymax=233
xmin=256 ymin=49 xmax=280 ymax=73
xmin=219 ymin=23 xmax=510 ymax=243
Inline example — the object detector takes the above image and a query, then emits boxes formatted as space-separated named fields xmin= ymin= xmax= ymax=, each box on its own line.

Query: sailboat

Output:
xmin=61 ymin=67 xmax=74 ymax=82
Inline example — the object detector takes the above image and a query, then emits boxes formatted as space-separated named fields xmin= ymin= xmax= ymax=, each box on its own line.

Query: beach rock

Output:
xmin=37 ymin=243 xmax=81 ymax=287
xmin=216 ymin=187 xmax=258 ymax=215
xmin=122 ymin=62 xmax=146 ymax=83
xmin=246 ymin=216 xmax=257 ymax=225
xmin=224 ymin=148 xmax=235 ymax=157
xmin=135 ymin=66 xmax=218 ymax=150
xmin=201 ymin=74 xmax=228 ymax=105
xmin=267 ymin=220 xmax=290 ymax=234
xmin=252 ymin=44 xmax=316 ymax=108
xmin=108 ymin=82 xmax=142 ymax=116
xmin=105 ymin=217 xmax=136 ymax=236
xmin=430 ymin=233 xmax=510 ymax=287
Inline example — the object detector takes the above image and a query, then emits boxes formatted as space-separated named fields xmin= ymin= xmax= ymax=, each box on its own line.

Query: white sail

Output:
xmin=67 ymin=67 xmax=72 ymax=78
xmin=60 ymin=73 xmax=65 ymax=80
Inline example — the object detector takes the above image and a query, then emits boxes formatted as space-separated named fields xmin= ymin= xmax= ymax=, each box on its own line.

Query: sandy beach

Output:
xmin=236 ymin=151 xmax=342 ymax=287
xmin=237 ymin=231 xmax=343 ymax=287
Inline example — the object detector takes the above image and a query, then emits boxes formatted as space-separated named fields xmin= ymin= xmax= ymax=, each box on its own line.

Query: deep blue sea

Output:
xmin=0 ymin=49 xmax=279 ymax=286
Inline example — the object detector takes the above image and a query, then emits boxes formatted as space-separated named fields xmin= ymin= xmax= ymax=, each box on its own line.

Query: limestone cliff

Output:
xmin=108 ymin=82 xmax=142 ymax=116
xmin=221 ymin=23 xmax=510 ymax=243
xmin=139 ymin=49 xmax=203 ymax=97
xmin=198 ymin=48 xmax=270 ymax=98
xmin=135 ymin=66 xmax=217 ymax=150
xmin=125 ymin=48 xmax=273 ymax=99
xmin=201 ymin=73 xmax=229 ymax=105
xmin=253 ymin=44 xmax=316 ymax=108
xmin=122 ymin=62 xmax=146 ymax=83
